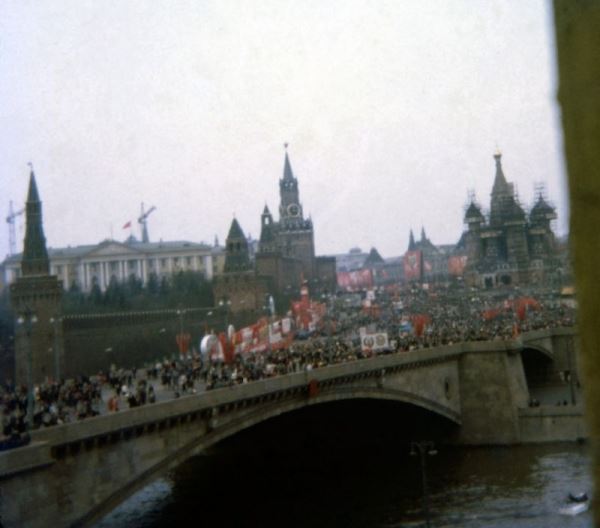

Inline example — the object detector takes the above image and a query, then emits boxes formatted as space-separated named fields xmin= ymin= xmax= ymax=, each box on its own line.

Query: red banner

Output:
xmin=176 ymin=333 xmax=191 ymax=354
xmin=448 ymin=255 xmax=468 ymax=276
xmin=403 ymin=251 xmax=422 ymax=281
xmin=410 ymin=314 xmax=430 ymax=337
xmin=218 ymin=332 xmax=235 ymax=364
xmin=336 ymin=269 xmax=374 ymax=291
xmin=483 ymin=308 xmax=501 ymax=321
xmin=513 ymin=297 xmax=541 ymax=321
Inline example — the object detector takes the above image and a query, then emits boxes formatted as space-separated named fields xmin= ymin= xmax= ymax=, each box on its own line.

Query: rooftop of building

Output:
xmin=3 ymin=237 xmax=220 ymax=265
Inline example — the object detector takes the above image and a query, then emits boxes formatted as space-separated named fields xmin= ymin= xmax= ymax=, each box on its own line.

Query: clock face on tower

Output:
xmin=287 ymin=203 xmax=300 ymax=217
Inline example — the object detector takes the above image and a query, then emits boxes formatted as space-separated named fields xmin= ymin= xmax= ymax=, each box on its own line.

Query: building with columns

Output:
xmin=3 ymin=238 xmax=224 ymax=293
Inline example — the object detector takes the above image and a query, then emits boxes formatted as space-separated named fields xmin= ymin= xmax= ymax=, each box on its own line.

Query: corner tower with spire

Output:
xmin=10 ymin=165 xmax=64 ymax=384
xmin=21 ymin=166 xmax=50 ymax=276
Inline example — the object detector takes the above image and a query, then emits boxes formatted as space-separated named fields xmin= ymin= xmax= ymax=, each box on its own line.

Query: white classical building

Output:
xmin=2 ymin=238 xmax=225 ymax=293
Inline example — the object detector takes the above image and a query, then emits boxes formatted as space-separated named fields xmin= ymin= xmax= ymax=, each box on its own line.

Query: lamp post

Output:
xmin=410 ymin=440 xmax=437 ymax=528
xmin=16 ymin=307 xmax=38 ymax=429
xmin=218 ymin=299 xmax=231 ymax=331
xmin=49 ymin=316 xmax=61 ymax=382
xmin=205 ymin=311 xmax=213 ymax=334
xmin=176 ymin=308 xmax=185 ymax=336
xmin=176 ymin=308 xmax=188 ymax=358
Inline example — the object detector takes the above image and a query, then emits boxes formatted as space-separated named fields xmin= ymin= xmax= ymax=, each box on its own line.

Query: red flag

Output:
xmin=483 ymin=308 xmax=500 ymax=321
xmin=122 ymin=221 xmax=132 ymax=229
xmin=218 ymin=332 xmax=234 ymax=364
xmin=175 ymin=332 xmax=191 ymax=354
xmin=411 ymin=314 xmax=430 ymax=337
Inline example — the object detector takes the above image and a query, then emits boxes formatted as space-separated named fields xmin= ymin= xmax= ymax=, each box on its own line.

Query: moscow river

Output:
xmin=95 ymin=401 xmax=592 ymax=528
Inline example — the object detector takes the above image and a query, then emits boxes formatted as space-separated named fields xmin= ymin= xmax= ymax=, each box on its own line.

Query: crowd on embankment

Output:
xmin=0 ymin=285 xmax=576 ymax=450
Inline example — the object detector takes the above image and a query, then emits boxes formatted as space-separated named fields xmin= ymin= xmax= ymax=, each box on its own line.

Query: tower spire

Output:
xmin=283 ymin=142 xmax=294 ymax=181
xmin=21 ymin=164 xmax=50 ymax=276
xmin=224 ymin=218 xmax=251 ymax=272
xmin=492 ymin=150 xmax=508 ymax=195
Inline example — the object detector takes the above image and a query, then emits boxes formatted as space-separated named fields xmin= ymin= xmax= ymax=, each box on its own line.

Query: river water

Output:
xmin=95 ymin=402 xmax=592 ymax=528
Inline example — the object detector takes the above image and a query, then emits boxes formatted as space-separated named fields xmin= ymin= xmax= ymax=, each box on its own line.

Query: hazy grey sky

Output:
xmin=1 ymin=0 xmax=568 ymax=260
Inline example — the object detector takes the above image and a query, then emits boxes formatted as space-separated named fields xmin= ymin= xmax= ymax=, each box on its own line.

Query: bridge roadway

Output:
xmin=0 ymin=327 xmax=582 ymax=527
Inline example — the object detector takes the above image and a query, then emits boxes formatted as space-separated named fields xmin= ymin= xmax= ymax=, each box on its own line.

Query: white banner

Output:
xmin=360 ymin=332 xmax=389 ymax=352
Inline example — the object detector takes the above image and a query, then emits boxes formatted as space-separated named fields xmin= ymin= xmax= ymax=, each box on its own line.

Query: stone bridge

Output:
xmin=0 ymin=328 xmax=582 ymax=527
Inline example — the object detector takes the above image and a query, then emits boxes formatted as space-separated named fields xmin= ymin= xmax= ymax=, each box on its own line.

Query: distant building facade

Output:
xmin=462 ymin=152 xmax=559 ymax=288
xmin=404 ymin=228 xmax=455 ymax=283
xmin=3 ymin=238 xmax=223 ymax=293
xmin=332 ymin=247 xmax=404 ymax=291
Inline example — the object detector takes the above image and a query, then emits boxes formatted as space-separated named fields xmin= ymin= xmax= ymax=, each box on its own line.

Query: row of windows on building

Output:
xmin=48 ymin=255 xmax=209 ymax=278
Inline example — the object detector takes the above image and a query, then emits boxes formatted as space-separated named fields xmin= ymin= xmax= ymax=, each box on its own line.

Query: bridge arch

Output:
xmin=520 ymin=346 xmax=555 ymax=389
xmin=521 ymin=343 xmax=554 ymax=361
xmin=86 ymin=387 xmax=459 ymax=525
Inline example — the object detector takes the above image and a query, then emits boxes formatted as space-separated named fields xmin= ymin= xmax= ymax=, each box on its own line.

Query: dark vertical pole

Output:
xmin=26 ymin=320 xmax=34 ymax=429
xmin=52 ymin=317 xmax=60 ymax=382
xmin=420 ymin=447 xmax=431 ymax=528
xmin=567 ymin=338 xmax=576 ymax=405
xmin=411 ymin=441 xmax=434 ymax=527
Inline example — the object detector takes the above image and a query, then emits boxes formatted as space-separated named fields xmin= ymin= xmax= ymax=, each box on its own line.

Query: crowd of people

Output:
xmin=0 ymin=375 xmax=104 ymax=450
xmin=0 ymin=284 xmax=576 ymax=450
xmin=329 ymin=286 xmax=576 ymax=350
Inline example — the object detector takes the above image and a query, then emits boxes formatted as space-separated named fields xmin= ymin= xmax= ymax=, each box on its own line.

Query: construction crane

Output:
xmin=6 ymin=200 xmax=25 ymax=256
xmin=138 ymin=202 xmax=156 ymax=243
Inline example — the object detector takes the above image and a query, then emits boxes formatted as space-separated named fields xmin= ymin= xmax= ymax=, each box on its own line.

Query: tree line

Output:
xmin=62 ymin=270 xmax=215 ymax=314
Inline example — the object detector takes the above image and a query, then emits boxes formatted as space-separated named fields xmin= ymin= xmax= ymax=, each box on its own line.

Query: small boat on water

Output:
xmin=559 ymin=502 xmax=589 ymax=516
xmin=568 ymin=492 xmax=588 ymax=503
xmin=560 ymin=492 xmax=590 ymax=516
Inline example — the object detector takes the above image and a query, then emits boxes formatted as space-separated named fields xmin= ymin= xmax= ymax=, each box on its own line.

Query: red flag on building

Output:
xmin=336 ymin=269 xmax=373 ymax=291
xmin=448 ymin=255 xmax=468 ymax=276
xmin=403 ymin=250 xmax=422 ymax=281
